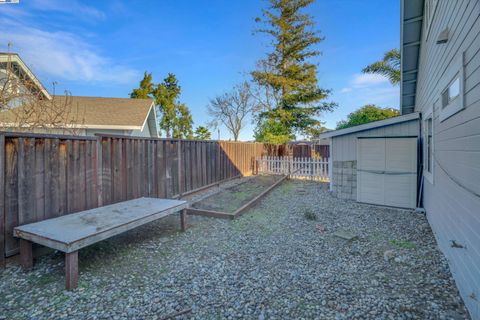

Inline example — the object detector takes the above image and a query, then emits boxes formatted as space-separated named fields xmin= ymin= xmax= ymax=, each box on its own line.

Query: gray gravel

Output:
xmin=0 ymin=180 xmax=470 ymax=319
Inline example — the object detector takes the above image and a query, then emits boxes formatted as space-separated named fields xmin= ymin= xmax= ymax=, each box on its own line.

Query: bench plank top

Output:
xmin=14 ymin=198 xmax=188 ymax=253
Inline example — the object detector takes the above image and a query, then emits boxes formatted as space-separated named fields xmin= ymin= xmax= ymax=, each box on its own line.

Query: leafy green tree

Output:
xmin=254 ymin=117 xmax=294 ymax=144
xmin=304 ymin=122 xmax=328 ymax=141
xmin=154 ymin=73 xmax=182 ymax=138
xmin=251 ymin=0 xmax=336 ymax=143
xmin=130 ymin=72 xmax=193 ymax=138
xmin=194 ymin=126 xmax=212 ymax=140
xmin=130 ymin=72 xmax=154 ymax=99
xmin=336 ymin=105 xmax=400 ymax=129
xmin=362 ymin=49 xmax=400 ymax=85
xmin=172 ymin=103 xmax=193 ymax=139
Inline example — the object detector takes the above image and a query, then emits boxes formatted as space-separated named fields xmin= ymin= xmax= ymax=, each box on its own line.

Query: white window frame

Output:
xmin=440 ymin=53 xmax=465 ymax=122
xmin=423 ymin=106 xmax=434 ymax=184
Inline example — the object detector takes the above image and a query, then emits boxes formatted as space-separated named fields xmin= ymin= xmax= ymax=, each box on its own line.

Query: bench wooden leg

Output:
xmin=65 ymin=251 xmax=78 ymax=290
xmin=180 ymin=209 xmax=187 ymax=232
xmin=20 ymin=239 xmax=33 ymax=270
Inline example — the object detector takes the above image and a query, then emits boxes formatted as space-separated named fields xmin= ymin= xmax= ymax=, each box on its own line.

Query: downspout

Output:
xmin=415 ymin=114 xmax=425 ymax=213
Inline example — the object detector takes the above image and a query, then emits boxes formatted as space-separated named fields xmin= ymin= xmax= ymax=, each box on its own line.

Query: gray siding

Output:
xmin=130 ymin=108 xmax=158 ymax=137
xmin=415 ymin=0 xmax=480 ymax=318
xmin=130 ymin=122 xmax=151 ymax=137
xmin=330 ymin=119 xmax=419 ymax=200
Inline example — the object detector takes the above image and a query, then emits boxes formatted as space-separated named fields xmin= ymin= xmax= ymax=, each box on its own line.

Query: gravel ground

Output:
xmin=0 ymin=180 xmax=470 ymax=320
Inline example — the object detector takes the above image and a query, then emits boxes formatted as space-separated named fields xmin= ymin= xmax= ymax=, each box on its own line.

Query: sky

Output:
xmin=0 ymin=0 xmax=400 ymax=140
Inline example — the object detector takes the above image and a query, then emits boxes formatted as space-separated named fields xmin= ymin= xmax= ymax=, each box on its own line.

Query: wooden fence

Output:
xmin=289 ymin=143 xmax=330 ymax=158
xmin=257 ymin=156 xmax=330 ymax=181
xmin=0 ymin=132 xmax=269 ymax=264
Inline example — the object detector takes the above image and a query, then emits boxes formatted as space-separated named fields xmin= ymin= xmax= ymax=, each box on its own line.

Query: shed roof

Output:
xmin=319 ymin=113 xmax=420 ymax=139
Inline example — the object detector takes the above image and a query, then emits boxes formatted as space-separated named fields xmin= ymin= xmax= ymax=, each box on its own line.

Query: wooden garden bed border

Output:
xmin=186 ymin=174 xmax=288 ymax=220
xmin=176 ymin=174 xmax=242 ymax=199
xmin=233 ymin=174 xmax=288 ymax=218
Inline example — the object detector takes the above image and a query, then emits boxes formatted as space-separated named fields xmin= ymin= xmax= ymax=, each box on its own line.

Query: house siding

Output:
xmin=331 ymin=119 xmax=419 ymax=200
xmin=415 ymin=0 xmax=480 ymax=318
xmin=130 ymin=121 xmax=152 ymax=137
xmin=130 ymin=107 xmax=158 ymax=138
xmin=85 ymin=129 xmax=128 ymax=136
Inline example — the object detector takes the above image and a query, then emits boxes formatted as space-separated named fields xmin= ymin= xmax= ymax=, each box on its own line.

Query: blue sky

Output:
xmin=0 ymin=0 xmax=400 ymax=140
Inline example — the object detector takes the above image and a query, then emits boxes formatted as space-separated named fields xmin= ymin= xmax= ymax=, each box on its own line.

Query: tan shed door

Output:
xmin=357 ymin=138 xmax=417 ymax=208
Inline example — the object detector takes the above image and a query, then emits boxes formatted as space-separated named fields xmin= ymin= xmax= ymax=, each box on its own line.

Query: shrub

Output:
xmin=304 ymin=210 xmax=318 ymax=221
xmin=390 ymin=239 xmax=416 ymax=249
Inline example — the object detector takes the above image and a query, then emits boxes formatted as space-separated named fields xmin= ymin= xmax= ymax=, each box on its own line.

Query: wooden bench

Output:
xmin=13 ymin=197 xmax=188 ymax=290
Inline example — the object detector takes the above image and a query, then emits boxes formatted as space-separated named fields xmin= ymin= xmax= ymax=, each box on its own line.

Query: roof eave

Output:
xmin=0 ymin=53 xmax=52 ymax=101
xmin=139 ymin=101 xmax=159 ymax=137
xmin=319 ymin=113 xmax=420 ymax=139
xmin=0 ymin=123 xmax=143 ymax=130
xmin=400 ymin=0 xmax=424 ymax=115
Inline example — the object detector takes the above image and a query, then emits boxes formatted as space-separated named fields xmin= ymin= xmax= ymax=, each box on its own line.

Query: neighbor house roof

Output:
xmin=400 ymin=0 xmax=424 ymax=115
xmin=0 ymin=52 xmax=51 ymax=100
xmin=319 ymin=113 xmax=420 ymax=139
xmin=0 ymin=95 xmax=156 ymax=130
xmin=57 ymin=96 xmax=155 ymax=129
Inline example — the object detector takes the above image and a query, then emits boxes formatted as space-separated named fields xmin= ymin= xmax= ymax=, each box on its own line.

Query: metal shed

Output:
xmin=320 ymin=113 xmax=420 ymax=208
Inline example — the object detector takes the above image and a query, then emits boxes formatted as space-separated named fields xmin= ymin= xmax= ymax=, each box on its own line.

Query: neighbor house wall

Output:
xmin=130 ymin=112 xmax=157 ymax=137
xmin=331 ymin=119 xmax=419 ymax=200
xmin=85 ymin=129 xmax=129 ymax=136
xmin=414 ymin=1 xmax=480 ymax=317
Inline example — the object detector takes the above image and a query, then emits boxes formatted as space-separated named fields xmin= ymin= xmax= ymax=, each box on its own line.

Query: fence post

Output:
xmin=324 ymin=157 xmax=327 ymax=181
xmin=177 ymin=140 xmax=183 ymax=197
xmin=95 ymin=136 xmax=103 ymax=207
xmin=0 ymin=134 xmax=5 ymax=268
xmin=311 ymin=157 xmax=314 ymax=181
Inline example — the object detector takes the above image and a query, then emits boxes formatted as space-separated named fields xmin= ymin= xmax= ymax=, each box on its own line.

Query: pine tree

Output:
xmin=154 ymin=73 xmax=182 ymax=138
xmin=131 ymin=73 xmax=193 ymax=138
xmin=251 ymin=0 xmax=335 ymax=143
xmin=173 ymin=103 xmax=193 ymax=139
xmin=130 ymin=72 xmax=154 ymax=99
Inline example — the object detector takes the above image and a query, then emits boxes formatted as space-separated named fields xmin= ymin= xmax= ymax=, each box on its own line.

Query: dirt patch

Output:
xmin=192 ymin=175 xmax=284 ymax=213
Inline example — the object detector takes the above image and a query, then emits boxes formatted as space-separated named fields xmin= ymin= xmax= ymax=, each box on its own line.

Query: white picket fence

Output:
xmin=257 ymin=156 xmax=330 ymax=182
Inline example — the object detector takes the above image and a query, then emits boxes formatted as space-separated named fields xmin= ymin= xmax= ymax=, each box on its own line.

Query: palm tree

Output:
xmin=362 ymin=49 xmax=400 ymax=85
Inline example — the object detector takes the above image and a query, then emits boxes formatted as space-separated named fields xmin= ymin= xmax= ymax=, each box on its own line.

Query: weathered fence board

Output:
xmin=0 ymin=135 xmax=4 ymax=267
xmin=0 ymin=132 xmax=327 ymax=262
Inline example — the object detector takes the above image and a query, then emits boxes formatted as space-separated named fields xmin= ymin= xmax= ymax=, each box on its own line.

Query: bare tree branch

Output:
xmin=207 ymin=82 xmax=258 ymax=141
xmin=0 ymin=52 xmax=84 ymax=135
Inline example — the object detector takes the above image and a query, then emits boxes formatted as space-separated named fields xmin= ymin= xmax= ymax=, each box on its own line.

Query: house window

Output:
xmin=440 ymin=53 xmax=465 ymax=122
xmin=423 ymin=107 xmax=434 ymax=183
